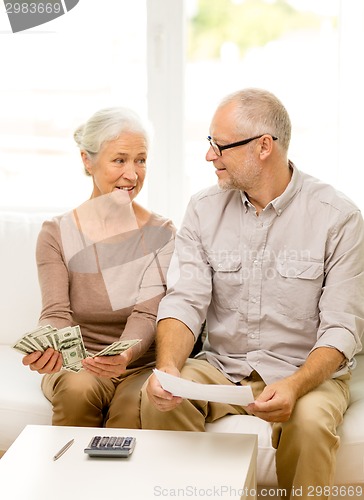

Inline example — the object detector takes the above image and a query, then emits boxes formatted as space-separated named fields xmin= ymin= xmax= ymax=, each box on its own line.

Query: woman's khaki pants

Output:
xmin=42 ymin=365 xmax=153 ymax=428
xmin=140 ymin=359 xmax=350 ymax=500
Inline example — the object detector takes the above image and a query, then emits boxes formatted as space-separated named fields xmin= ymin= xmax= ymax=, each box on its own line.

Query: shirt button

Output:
xmin=250 ymin=334 xmax=256 ymax=339
xmin=277 ymin=209 xmax=282 ymax=215
xmin=251 ymin=297 xmax=257 ymax=303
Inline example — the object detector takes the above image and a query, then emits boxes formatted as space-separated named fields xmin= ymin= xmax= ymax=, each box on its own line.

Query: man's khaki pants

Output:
xmin=140 ymin=359 xmax=350 ymax=500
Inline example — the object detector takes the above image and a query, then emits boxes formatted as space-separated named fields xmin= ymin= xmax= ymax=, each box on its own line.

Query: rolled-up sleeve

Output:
xmin=313 ymin=209 xmax=364 ymax=360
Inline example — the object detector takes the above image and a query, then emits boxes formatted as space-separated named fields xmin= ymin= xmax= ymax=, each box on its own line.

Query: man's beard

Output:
xmin=217 ymin=157 xmax=258 ymax=192
xmin=217 ymin=170 xmax=248 ymax=192
xmin=218 ymin=177 xmax=238 ymax=191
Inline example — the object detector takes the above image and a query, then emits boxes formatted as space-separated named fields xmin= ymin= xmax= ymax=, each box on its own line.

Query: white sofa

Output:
xmin=1 ymin=209 xmax=364 ymax=495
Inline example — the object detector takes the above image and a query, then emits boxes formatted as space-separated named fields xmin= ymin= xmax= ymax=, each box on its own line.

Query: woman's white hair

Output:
xmin=74 ymin=107 xmax=149 ymax=156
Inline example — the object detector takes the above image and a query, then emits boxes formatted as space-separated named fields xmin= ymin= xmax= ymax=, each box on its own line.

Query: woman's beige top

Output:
xmin=36 ymin=205 xmax=175 ymax=368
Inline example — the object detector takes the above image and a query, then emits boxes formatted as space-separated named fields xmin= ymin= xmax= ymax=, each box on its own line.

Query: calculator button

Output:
xmin=90 ymin=436 xmax=101 ymax=448
xmin=99 ymin=437 xmax=109 ymax=447
xmin=107 ymin=436 xmax=117 ymax=447
xmin=114 ymin=437 xmax=124 ymax=447
xmin=123 ymin=438 xmax=132 ymax=448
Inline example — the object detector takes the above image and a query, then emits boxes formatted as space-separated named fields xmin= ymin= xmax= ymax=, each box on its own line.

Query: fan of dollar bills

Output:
xmin=12 ymin=324 xmax=141 ymax=373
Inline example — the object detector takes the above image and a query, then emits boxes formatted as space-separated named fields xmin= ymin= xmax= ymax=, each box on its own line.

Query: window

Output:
xmin=0 ymin=0 xmax=148 ymax=209
xmin=1 ymin=0 xmax=363 ymax=226
xmin=184 ymin=0 xmax=364 ymax=221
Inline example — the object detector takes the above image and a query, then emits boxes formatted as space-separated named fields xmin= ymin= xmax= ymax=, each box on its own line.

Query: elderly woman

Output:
xmin=22 ymin=107 xmax=175 ymax=428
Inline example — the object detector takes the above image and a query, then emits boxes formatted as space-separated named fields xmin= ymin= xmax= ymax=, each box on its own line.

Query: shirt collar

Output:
xmin=270 ymin=161 xmax=302 ymax=216
xmin=240 ymin=191 xmax=250 ymax=212
xmin=240 ymin=161 xmax=303 ymax=216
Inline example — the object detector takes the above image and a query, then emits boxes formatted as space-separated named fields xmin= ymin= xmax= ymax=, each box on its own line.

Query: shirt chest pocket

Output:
xmin=276 ymin=259 xmax=324 ymax=319
xmin=209 ymin=255 xmax=242 ymax=310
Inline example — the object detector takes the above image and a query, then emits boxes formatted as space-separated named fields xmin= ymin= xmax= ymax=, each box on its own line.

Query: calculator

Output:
xmin=84 ymin=435 xmax=136 ymax=458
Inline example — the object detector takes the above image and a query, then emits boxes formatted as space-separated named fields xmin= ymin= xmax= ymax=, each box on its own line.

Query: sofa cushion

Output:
xmin=0 ymin=346 xmax=52 ymax=450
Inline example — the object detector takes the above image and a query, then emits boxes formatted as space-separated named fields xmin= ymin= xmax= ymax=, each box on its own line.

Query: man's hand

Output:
xmin=82 ymin=348 xmax=134 ymax=379
xmin=247 ymin=379 xmax=298 ymax=422
xmin=248 ymin=347 xmax=346 ymax=422
xmin=22 ymin=348 xmax=63 ymax=374
xmin=146 ymin=367 xmax=183 ymax=412
xmin=144 ymin=318 xmax=195 ymax=411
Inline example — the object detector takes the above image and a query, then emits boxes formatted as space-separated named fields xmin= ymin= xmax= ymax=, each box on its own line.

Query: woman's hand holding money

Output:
xmin=82 ymin=348 xmax=134 ymax=378
xmin=22 ymin=348 xmax=63 ymax=374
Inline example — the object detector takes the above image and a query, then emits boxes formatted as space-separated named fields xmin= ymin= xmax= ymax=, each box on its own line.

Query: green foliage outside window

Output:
xmin=188 ymin=0 xmax=335 ymax=60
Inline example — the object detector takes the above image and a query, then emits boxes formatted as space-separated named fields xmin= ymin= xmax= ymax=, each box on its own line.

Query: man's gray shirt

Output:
xmin=157 ymin=164 xmax=364 ymax=384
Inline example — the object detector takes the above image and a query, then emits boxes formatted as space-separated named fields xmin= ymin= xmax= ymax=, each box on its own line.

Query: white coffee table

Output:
xmin=0 ymin=425 xmax=257 ymax=500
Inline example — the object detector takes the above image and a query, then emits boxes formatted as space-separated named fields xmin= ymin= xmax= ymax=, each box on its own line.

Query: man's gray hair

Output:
xmin=219 ymin=88 xmax=291 ymax=152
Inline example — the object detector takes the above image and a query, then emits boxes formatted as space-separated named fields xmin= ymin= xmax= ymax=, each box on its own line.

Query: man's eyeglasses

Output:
xmin=207 ymin=134 xmax=278 ymax=156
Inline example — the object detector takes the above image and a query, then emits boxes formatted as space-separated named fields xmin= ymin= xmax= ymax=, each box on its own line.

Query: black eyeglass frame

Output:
xmin=207 ymin=134 xmax=278 ymax=156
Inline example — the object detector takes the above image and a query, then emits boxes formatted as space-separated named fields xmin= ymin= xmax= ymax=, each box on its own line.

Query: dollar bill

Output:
xmin=12 ymin=339 xmax=35 ymax=355
xmin=92 ymin=339 xmax=141 ymax=357
xmin=28 ymin=325 xmax=57 ymax=351
xmin=12 ymin=325 xmax=56 ymax=355
xmin=53 ymin=326 xmax=88 ymax=371
xmin=12 ymin=325 xmax=141 ymax=372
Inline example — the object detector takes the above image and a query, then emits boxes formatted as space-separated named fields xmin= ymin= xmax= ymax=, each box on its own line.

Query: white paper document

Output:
xmin=154 ymin=369 xmax=254 ymax=406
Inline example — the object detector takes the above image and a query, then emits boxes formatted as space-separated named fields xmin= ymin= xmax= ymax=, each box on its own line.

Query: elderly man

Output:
xmin=141 ymin=88 xmax=364 ymax=499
